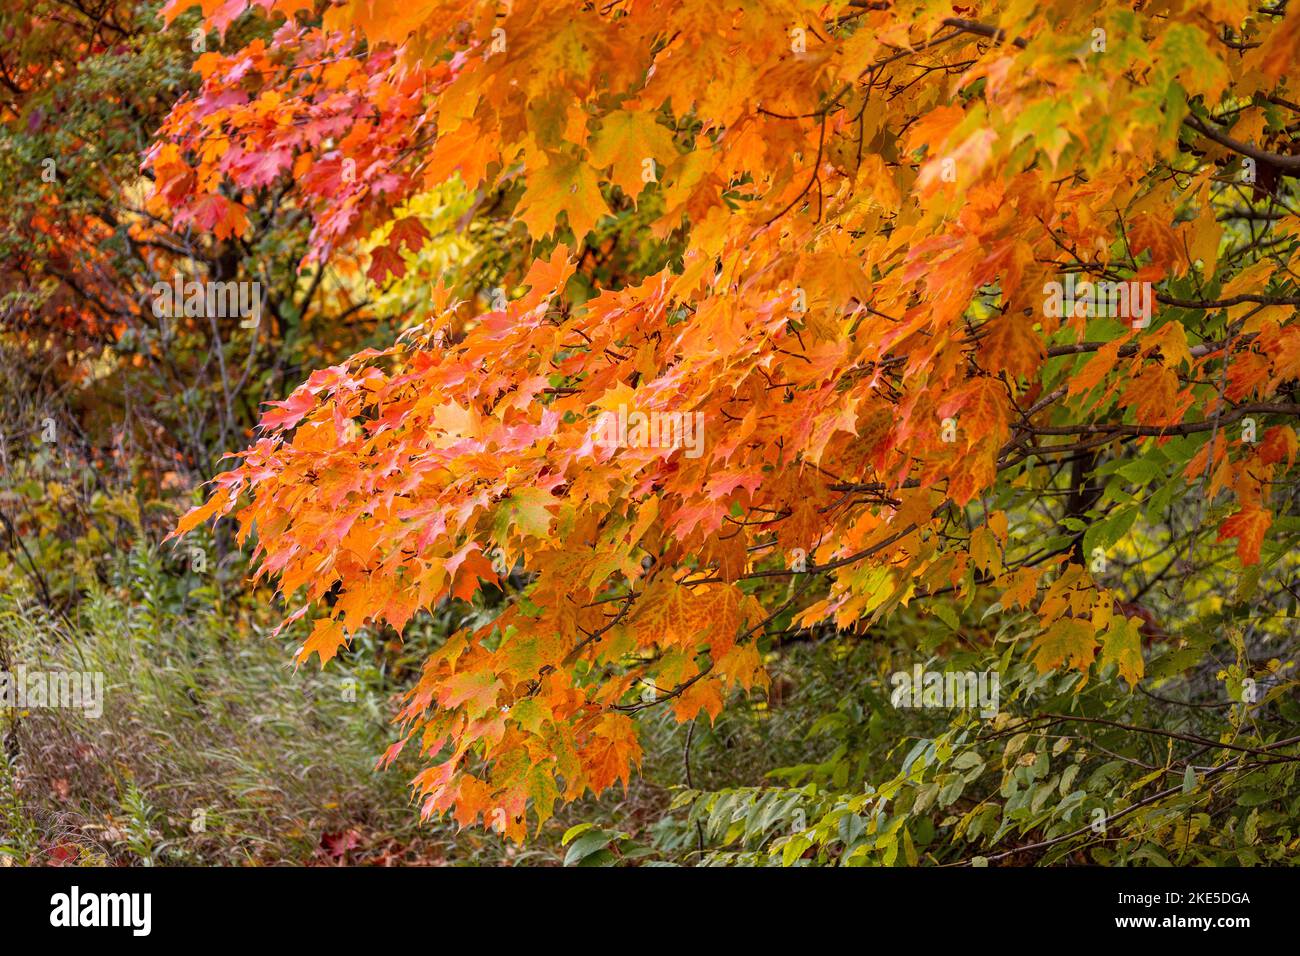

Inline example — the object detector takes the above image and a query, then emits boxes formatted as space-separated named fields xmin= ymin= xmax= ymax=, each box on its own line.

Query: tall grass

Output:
xmin=0 ymin=548 xmax=516 ymax=865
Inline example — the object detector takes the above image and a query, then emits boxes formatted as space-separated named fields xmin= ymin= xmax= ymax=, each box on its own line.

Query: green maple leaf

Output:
xmin=495 ymin=486 xmax=556 ymax=540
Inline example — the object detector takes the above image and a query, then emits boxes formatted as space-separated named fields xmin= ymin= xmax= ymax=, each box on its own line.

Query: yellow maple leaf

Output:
xmin=515 ymin=152 xmax=609 ymax=240
xmin=1028 ymin=617 xmax=1098 ymax=679
xmin=589 ymin=110 xmax=678 ymax=197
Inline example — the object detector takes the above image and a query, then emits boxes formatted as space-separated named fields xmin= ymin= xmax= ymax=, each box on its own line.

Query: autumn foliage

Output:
xmin=153 ymin=0 xmax=1300 ymax=843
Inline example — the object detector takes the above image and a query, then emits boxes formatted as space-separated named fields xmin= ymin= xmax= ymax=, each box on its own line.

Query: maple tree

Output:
xmin=0 ymin=1 xmax=399 ymax=482
xmin=151 ymin=0 xmax=1300 ymax=849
